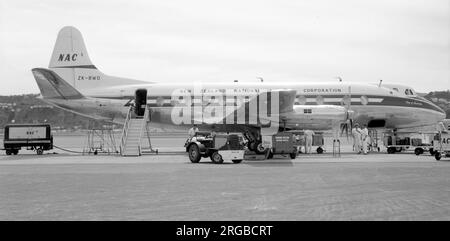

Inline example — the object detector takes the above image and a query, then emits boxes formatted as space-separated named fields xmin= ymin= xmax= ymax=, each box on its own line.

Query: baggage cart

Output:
xmin=3 ymin=124 xmax=53 ymax=155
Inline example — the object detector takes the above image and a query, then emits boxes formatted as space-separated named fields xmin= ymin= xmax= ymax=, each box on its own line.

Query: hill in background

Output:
xmin=0 ymin=94 xmax=107 ymax=131
xmin=424 ymin=90 xmax=450 ymax=119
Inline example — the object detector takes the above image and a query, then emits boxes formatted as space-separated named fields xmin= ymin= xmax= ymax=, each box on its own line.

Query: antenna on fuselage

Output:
xmin=378 ymin=79 xmax=383 ymax=87
xmin=257 ymin=77 xmax=264 ymax=82
xmin=335 ymin=76 xmax=343 ymax=82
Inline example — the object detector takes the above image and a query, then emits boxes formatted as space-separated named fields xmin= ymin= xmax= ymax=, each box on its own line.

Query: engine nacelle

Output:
xmin=293 ymin=105 xmax=348 ymax=121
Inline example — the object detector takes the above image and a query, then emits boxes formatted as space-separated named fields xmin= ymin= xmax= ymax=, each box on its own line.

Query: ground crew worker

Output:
xmin=188 ymin=124 xmax=199 ymax=138
xmin=352 ymin=123 xmax=362 ymax=154
xmin=304 ymin=129 xmax=315 ymax=154
xmin=361 ymin=124 xmax=369 ymax=155
xmin=210 ymin=125 xmax=217 ymax=138
xmin=295 ymin=134 xmax=303 ymax=153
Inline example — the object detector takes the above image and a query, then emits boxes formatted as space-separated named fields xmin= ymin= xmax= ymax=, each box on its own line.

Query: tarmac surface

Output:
xmin=1 ymin=134 xmax=450 ymax=220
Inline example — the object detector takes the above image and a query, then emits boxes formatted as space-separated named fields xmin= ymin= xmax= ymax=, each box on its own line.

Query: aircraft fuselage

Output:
xmin=43 ymin=82 xmax=446 ymax=131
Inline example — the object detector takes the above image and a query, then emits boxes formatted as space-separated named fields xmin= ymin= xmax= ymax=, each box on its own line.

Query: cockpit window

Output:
xmin=393 ymin=88 xmax=399 ymax=92
xmin=404 ymin=89 xmax=415 ymax=96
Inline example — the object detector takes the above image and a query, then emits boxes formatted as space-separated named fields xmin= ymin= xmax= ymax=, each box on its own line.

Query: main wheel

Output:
xmin=13 ymin=150 xmax=18 ymax=155
xmin=387 ymin=147 xmax=396 ymax=154
xmin=435 ymin=152 xmax=442 ymax=161
xmin=211 ymin=151 xmax=224 ymax=164
xmin=289 ymin=152 xmax=297 ymax=159
xmin=429 ymin=148 xmax=435 ymax=155
xmin=232 ymin=159 xmax=242 ymax=164
xmin=188 ymin=144 xmax=201 ymax=163
xmin=248 ymin=142 xmax=257 ymax=152
xmin=36 ymin=148 xmax=43 ymax=155
xmin=5 ymin=150 xmax=11 ymax=155
xmin=255 ymin=143 xmax=266 ymax=154
xmin=316 ymin=147 xmax=323 ymax=154
xmin=414 ymin=148 xmax=423 ymax=156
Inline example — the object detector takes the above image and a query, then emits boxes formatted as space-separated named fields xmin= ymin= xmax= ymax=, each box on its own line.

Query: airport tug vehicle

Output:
xmin=3 ymin=124 xmax=53 ymax=155
xmin=383 ymin=131 xmax=433 ymax=155
xmin=432 ymin=132 xmax=450 ymax=161
xmin=185 ymin=131 xmax=245 ymax=164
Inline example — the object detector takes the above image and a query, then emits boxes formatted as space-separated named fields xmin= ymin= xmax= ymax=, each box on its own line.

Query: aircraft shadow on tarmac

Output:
xmin=243 ymin=159 xmax=295 ymax=167
xmin=0 ymin=150 xmax=133 ymax=161
xmin=0 ymin=152 xmax=74 ymax=161
xmin=185 ymin=160 xmax=295 ymax=167
xmin=241 ymin=154 xmax=295 ymax=167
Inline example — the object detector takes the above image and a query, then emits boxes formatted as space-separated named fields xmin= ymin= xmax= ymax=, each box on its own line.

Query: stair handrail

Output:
xmin=137 ymin=105 xmax=150 ymax=154
xmin=119 ymin=106 xmax=133 ymax=155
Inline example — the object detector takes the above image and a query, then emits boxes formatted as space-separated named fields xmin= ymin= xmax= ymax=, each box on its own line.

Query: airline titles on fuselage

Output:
xmin=302 ymin=88 xmax=343 ymax=93
xmin=177 ymin=88 xmax=261 ymax=94
xmin=405 ymin=100 xmax=424 ymax=106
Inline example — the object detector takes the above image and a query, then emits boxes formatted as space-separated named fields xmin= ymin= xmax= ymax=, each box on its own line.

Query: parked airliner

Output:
xmin=32 ymin=26 xmax=446 ymax=151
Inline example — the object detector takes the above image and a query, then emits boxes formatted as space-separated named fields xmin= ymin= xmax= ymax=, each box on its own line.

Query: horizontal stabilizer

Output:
xmin=32 ymin=68 xmax=84 ymax=99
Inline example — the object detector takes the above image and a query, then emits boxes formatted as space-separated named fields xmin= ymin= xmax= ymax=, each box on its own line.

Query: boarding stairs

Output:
xmin=119 ymin=105 xmax=157 ymax=156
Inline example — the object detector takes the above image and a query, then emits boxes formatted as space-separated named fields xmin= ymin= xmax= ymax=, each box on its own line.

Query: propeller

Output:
xmin=340 ymin=110 xmax=355 ymax=139
xmin=340 ymin=86 xmax=355 ymax=139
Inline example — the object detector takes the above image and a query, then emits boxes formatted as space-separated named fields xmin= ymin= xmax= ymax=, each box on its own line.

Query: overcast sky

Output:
xmin=0 ymin=0 xmax=448 ymax=95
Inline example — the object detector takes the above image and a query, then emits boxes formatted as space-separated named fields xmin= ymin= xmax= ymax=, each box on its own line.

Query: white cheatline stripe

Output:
xmin=368 ymin=98 xmax=383 ymax=103
xmin=192 ymin=98 xmax=202 ymax=104
xmin=303 ymin=96 xmax=384 ymax=103
xmin=149 ymin=96 xmax=385 ymax=104
xmin=323 ymin=98 xmax=342 ymax=102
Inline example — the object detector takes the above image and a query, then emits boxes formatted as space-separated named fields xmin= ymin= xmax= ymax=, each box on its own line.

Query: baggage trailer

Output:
xmin=3 ymin=124 xmax=53 ymax=155
xmin=185 ymin=131 xmax=245 ymax=164
xmin=265 ymin=132 xmax=298 ymax=159
xmin=432 ymin=132 xmax=450 ymax=160
xmin=288 ymin=131 xmax=325 ymax=154
xmin=383 ymin=131 xmax=433 ymax=155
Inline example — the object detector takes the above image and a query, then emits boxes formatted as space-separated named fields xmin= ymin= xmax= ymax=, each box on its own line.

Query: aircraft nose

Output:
xmin=438 ymin=109 xmax=446 ymax=120
xmin=430 ymin=102 xmax=446 ymax=120
xmin=417 ymin=97 xmax=446 ymax=124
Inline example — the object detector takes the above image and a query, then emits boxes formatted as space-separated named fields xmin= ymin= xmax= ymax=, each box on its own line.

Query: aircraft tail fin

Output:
xmin=49 ymin=26 xmax=95 ymax=69
xmin=47 ymin=26 xmax=150 ymax=92
xmin=32 ymin=68 xmax=84 ymax=99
